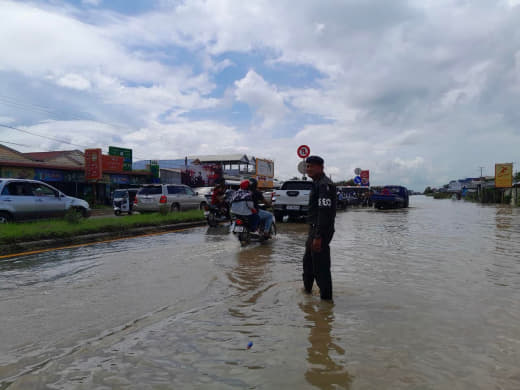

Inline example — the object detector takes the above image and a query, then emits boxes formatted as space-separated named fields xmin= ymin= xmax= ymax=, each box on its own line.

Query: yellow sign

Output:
xmin=495 ymin=163 xmax=513 ymax=188
xmin=255 ymin=158 xmax=274 ymax=178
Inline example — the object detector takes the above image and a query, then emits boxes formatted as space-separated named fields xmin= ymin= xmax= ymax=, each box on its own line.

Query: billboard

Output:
xmin=102 ymin=155 xmax=124 ymax=172
xmin=495 ymin=163 xmax=513 ymax=188
xmin=109 ymin=146 xmax=132 ymax=171
xmin=182 ymin=163 xmax=223 ymax=187
xmin=256 ymin=158 xmax=274 ymax=178
xmin=85 ymin=149 xmax=103 ymax=180
xmin=360 ymin=170 xmax=370 ymax=186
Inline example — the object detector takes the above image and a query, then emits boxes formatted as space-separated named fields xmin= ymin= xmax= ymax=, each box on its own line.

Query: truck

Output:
xmin=272 ymin=180 xmax=313 ymax=221
xmin=371 ymin=185 xmax=409 ymax=209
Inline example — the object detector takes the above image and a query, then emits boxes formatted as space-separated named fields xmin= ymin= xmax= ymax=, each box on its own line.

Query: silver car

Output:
xmin=0 ymin=178 xmax=91 ymax=223
xmin=134 ymin=184 xmax=207 ymax=213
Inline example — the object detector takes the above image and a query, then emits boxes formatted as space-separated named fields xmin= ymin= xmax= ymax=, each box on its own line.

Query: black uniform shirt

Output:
xmin=308 ymin=174 xmax=336 ymax=238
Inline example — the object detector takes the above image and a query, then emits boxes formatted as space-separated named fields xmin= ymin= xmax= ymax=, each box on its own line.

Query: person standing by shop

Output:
xmin=303 ymin=156 xmax=336 ymax=301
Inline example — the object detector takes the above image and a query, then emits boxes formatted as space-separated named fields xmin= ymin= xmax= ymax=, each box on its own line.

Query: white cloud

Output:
xmin=55 ymin=73 xmax=92 ymax=90
xmin=234 ymin=70 xmax=288 ymax=129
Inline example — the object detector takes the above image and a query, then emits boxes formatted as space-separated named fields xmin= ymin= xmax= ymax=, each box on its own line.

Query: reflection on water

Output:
xmin=300 ymin=301 xmax=351 ymax=389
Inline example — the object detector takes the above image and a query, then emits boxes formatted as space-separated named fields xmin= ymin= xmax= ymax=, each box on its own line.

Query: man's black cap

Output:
xmin=306 ymin=155 xmax=324 ymax=165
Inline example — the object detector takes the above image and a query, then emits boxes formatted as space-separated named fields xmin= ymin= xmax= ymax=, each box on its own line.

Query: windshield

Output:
xmin=138 ymin=186 xmax=162 ymax=195
xmin=113 ymin=190 xmax=127 ymax=197
xmin=281 ymin=182 xmax=313 ymax=190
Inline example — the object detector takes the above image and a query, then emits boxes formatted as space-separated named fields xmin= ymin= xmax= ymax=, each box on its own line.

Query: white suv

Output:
xmin=134 ymin=184 xmax=207 ymax=213
xmin=0 ymin=178 xmax=91 ymax=223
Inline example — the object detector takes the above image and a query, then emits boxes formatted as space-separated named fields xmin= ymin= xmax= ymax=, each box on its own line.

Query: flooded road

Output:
xmin=2 ymin=196 xmax=520 ymax=389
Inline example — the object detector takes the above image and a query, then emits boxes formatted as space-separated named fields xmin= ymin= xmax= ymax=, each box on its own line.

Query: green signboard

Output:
xmin=150 ymin=160 xmax=160 ymax=181
xmin=109 ymin=146 xmax=132 ymax=171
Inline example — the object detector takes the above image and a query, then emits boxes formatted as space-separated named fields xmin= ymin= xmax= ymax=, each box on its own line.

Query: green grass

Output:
xmin=0 ymin=210 xmax=204 ymax=245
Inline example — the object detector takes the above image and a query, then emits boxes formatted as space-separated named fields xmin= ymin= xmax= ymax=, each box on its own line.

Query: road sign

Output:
xmin=354 ymin=168 xmax=361 ymax=175
xmin=354 ymin=176 xmax=362 ymax=184
xmin=109 ymin=146 xmax=133 ymax=171
xmin=297 ymin=145 xmax=310 ymax=159
xmin=298 ymin=160 xmax=306 ymax=174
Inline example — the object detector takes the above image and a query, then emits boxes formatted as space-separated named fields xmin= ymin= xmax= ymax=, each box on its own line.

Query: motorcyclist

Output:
xmin=230 ymin=180 xmax=259 ymax=229
xmin=248 ymin=178 xmax=274 ymax=239
xmin=211 ymin=177 xmax=229 ymax=216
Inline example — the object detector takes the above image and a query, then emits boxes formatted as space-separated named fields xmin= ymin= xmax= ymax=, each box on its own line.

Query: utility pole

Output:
xmin=479 ymin=166 xmax=484 ymax=178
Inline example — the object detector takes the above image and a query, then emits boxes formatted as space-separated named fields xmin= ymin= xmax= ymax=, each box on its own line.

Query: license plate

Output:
xmin=286 ymin=205 xmax=300 ymax=210
xmin=234 ymin=225 xmax=245 ymax=232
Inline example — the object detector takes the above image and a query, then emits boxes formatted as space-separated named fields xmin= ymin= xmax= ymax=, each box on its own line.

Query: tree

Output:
xmin=424 ymin=186 xmax=433 ymax=194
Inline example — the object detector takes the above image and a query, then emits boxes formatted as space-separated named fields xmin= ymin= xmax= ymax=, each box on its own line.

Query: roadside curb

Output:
xmin=0 ymin=220 xmax=207 ymax=257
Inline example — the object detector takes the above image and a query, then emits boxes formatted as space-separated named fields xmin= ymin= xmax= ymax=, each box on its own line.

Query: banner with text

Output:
xmin=85 ymin=149 xmax=103 ymax=180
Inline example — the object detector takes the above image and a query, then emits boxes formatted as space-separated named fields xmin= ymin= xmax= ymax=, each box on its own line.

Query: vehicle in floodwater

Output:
xmin=371 ymin=185 xmax=409 ymax=209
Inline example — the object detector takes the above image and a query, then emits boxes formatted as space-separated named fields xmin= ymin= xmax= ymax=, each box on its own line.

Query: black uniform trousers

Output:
xmin=302 ymin=227 xmax=334 ymax=300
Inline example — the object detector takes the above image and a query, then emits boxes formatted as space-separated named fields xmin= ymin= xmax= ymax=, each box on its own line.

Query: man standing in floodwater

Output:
xmin=302 ymin=155 xmax=337 ymax=301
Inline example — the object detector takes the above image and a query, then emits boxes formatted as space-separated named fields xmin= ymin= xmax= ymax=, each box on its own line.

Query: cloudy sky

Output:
xmin=1 ymin=0 xmax=520 ymax=190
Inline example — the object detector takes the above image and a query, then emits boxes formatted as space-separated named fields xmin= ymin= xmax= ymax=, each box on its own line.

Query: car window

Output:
xmin=113 ymin=190 xmax=128 ymax=197
xmin=2 ymin=182 xmax=34 ymax=196
xmin=167 ymin=186 xmax=184 ymax=194
xmin=138 ymin=186 xmax=162 ymax=195
xmin=184 ymin=187 xmax=195 ymax=195
xmin=281 ymin=181 xmax=314 ymax=190
xmin=32 ymin=183 xmax=58 ymax=197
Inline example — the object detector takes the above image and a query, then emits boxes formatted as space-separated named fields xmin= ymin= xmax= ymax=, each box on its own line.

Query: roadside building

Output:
xmin=0 ymin=144 xmax=151 ymax=204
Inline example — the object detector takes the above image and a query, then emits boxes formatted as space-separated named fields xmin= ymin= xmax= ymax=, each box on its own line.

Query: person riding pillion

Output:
xmin=230 ymin=181 xmax=259 ymax=229
xmin=302 ymin=155 xmax=336 ymax=301
xmin=248 ymin=178 xmax=274 ymax=239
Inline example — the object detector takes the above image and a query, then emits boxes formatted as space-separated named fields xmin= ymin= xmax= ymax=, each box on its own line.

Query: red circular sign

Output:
xmin=297 ymin=145 xmax=310 ymax=159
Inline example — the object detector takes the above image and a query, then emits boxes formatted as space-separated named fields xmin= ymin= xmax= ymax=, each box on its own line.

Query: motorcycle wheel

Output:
xmin=207 ymin=212 xmax=217 ymax=227
xmin=269 ymin=223 xmax=277 ymax=237
xmin=239 ymin=231 xmax=250 ymax=246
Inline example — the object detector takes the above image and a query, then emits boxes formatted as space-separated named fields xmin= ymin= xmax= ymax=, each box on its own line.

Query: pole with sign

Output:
xmin=297 ymin=145 xmax=310 ymax=180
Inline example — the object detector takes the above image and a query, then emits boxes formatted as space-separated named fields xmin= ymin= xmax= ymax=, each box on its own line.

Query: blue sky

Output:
xmin=1 ymin=0 xmax=520 ymax=190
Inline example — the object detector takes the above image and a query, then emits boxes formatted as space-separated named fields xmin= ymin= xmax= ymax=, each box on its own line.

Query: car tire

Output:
xmin=115 ymin=210 xmax=121 ymax=216
xmin=0 ymin=211 xmax=13 ymax=224
xmin=199 ymin=202 xmax=207 ymax=210
xmin=274 ymin=211 xmax=284 ymax=222
xmin=171 ymin=203 xmax=180 ymax=212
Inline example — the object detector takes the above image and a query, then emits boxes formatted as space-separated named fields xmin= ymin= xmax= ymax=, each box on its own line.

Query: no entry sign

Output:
xmin=297 ymin=145 xmax=310 ymax=159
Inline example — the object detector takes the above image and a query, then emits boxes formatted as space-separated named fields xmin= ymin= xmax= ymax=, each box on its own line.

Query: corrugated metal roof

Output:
xmin=189 ymin=154 xmax=250 ymax=163
xmin=0 ymin=144 xmax=36 ymax=163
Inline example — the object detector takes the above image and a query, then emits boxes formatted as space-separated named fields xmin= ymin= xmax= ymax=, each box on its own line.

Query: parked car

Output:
xmin=0 ymin=178 xmax=91 ymax=223
xmin=133 ymin=184 xmax=207 ymax=213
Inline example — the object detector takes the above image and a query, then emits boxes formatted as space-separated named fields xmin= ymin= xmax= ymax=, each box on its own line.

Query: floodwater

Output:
xmin=1 ymin=196 xmax=520 ymax=389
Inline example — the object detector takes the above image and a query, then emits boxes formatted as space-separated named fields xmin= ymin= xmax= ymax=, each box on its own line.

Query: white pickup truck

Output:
xmin=272 ymin=180 xmax=313 ymax=221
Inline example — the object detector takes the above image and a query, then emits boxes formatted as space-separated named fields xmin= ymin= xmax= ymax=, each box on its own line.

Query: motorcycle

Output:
xmin=232 ymin=211 xmax=277 ymax=246
xmin=205 ymin=204 xmax=230 ymax=227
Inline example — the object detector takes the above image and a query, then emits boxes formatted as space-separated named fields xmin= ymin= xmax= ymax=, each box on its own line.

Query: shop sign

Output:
xmin=109 ymin=146 xmax=133 ymax=171
xmin=35 ymin=168 xmax=64 ymax=182
xmin=102 ymin=155 xmax=124 ymax=172
xmin=111 ymin=174 xmax=130 ymax=184
xmin=0 ymin=167 xmax=35 ymax=179
xmin=85 ymin=149 xmax=103 ymax=180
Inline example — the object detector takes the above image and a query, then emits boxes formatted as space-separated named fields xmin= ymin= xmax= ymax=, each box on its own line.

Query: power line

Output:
xmin=0 ymin=123 xmax=149 ymax=161
xmin=0 ymin=123 xmax=89 ymax=149
xmin=0 ymin=140 xmax=32 ymax=147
